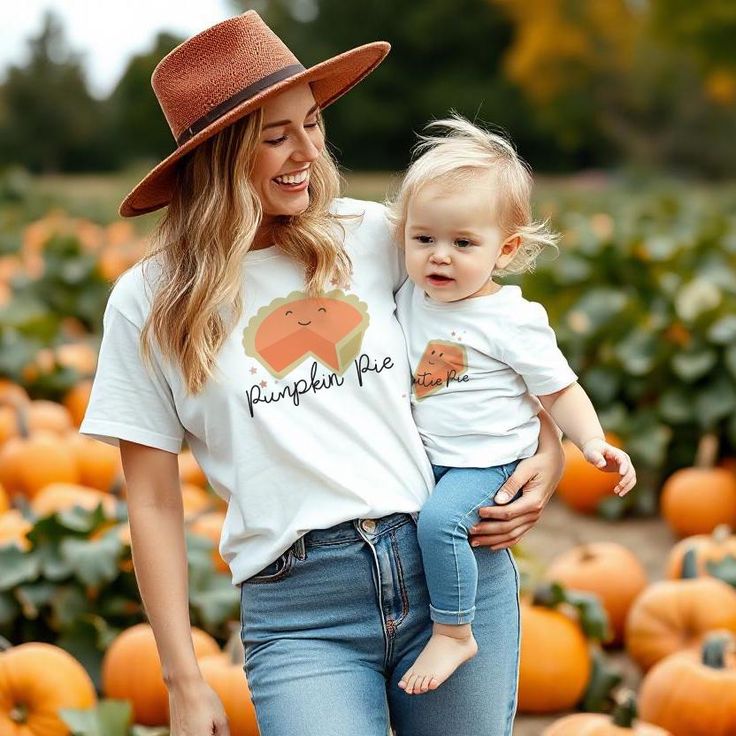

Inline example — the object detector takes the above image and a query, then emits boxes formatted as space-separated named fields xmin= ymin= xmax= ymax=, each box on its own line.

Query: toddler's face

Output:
xmin=404 ymin=179 xmax=511 ymax=302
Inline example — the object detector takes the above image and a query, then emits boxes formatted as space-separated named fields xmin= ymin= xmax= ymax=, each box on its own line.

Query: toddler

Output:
xmin=389 ymin=115 xmax=636 ymax=696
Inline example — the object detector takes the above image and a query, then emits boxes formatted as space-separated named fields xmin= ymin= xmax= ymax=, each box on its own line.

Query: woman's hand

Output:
xmin=469 ymin=410 xmax=564 ymax=551
xmin=168 ymin=677 xmax=231 ymax=736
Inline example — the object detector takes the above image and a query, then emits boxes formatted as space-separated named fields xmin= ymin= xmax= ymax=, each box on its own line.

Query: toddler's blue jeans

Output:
xmin=240 ymin=503 xmax=521 ymax=735
xmin=419 ymin=461 xmax=522 ymax=625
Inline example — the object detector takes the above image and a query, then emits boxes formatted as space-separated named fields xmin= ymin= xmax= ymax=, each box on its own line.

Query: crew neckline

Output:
xmin=245 ymin=244 xmax=282 ymax=262
xmin=419 ymin=283 xmax=518 ymax=309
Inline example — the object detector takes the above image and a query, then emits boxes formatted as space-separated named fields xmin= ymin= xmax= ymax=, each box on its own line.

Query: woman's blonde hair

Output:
xmin=387 ymin=113 xmax=558 ymax=277
xmin=133 ymin=109 xmax=350 ymax=395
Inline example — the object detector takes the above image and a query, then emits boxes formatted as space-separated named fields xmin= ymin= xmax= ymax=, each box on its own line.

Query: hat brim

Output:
xmin=119 ymin=41 xmax=390 ymax=218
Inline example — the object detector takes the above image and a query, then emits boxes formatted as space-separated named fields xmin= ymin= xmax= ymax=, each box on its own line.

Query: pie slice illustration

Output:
xmin=413 ymin=340 xmax=468 ymax=400
xmin=243 ymin=290 xmax=370 ymax=378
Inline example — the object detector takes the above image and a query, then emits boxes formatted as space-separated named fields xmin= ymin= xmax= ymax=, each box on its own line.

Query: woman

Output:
xmin=81 ymin=12 xmax=567 ymax=736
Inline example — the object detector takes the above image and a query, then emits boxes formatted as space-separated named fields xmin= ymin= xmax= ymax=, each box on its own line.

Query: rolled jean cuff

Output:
xmin=429 ymin=603 xmax=476 ymax=625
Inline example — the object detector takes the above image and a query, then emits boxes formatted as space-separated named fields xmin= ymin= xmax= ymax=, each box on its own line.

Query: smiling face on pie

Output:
xmin=243 ymin=290 xmax=370 ymax=377
xmin=413 ymin=339 xmax=468 ymax=399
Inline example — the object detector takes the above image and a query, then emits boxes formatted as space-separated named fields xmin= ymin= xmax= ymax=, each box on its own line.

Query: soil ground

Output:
xmin=512 ymin=497 xmax=674 ymax=735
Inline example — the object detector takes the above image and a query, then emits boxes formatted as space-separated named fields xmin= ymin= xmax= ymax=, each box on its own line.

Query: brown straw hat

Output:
xmin=119 ymin=10 xmax=390 ymax=218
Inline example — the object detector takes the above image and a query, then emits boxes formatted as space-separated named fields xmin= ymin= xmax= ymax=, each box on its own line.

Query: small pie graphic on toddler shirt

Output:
xmin=413 ymin=340 xmax=468 ymax=399
xmin=243 ymin=290 xmax=370 ymax=378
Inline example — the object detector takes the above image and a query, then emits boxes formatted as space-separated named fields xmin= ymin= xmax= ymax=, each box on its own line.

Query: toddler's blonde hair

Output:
xmin=387 ymin=113 xmax=558 ymax=276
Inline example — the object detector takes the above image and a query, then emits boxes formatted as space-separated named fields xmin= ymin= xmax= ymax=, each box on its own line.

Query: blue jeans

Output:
xmin=419 ymin=461 xmax=521 ymax=625
xmin=239 ymin=511 xmax=520 ymax=736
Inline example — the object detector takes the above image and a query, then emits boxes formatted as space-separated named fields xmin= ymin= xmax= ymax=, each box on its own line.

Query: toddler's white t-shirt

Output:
xmin=395 ymin=280 xmax=577 ymax=467
xmin=80 ymin=199 xmax=434 ymax=585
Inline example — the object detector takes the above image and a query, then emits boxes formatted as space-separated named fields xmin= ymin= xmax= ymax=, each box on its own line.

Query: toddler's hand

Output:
xmin=582 ymin=438 xmax=636 ymax=497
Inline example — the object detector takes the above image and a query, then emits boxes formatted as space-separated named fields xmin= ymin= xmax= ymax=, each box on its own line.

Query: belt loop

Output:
xmin=292 ymin=534 xmax=306 ymax=560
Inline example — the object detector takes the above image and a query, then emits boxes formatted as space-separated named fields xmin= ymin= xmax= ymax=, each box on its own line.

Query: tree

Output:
xmin=232 ymin=0 xmax=553 ymax=170
xmin=0 ymin=11 xmax=114 ymax=172
xmin=107 ymin=32 xmax=185 ymax=165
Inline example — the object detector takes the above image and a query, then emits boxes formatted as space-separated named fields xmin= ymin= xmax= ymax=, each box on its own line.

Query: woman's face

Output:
xmin=251 ymin=84 xmax=324 ymax=220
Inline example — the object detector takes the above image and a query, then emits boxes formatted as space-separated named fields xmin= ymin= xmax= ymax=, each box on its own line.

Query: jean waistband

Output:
xmin=288 ymin=512 xmax=416 ymax=558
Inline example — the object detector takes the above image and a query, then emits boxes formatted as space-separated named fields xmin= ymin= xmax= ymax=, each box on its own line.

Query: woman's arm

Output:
xmin=468 ymin=408 xmax=564 ymax=550
xmin=119 ymin=440 xmax=229 ymax=735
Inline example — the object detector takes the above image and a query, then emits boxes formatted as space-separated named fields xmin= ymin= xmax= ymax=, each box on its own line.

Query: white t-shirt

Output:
xmin=80 ymin=198 xmax=434 ymax=585
xmin=395 ymin=281 xmax=577 ymax=467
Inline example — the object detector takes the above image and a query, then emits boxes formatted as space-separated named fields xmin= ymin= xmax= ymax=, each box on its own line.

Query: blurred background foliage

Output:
xmin=1 ymin=0 xmax=735 ymax=514
xmin=0 ymin=0 xmax=735 ymax=176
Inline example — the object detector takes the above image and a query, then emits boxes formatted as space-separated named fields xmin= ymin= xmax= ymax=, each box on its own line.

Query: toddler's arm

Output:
xmin=538 ymin=382 xmax=636 ymax=497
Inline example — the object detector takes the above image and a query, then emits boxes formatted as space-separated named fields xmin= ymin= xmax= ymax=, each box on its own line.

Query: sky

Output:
xmin=0 ymin=0 xmax=237 ymax=98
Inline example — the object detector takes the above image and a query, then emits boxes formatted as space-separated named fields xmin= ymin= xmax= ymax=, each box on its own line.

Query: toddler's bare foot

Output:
xmin=398 ymin=623 xmax=478 ymax=695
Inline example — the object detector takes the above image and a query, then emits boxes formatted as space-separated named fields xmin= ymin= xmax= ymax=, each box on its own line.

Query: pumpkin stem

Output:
xmin=15 ymin=404 xmax=29 ymax=439
xmin=611 ymin=690 xmax=637 ymax=728
xmin=713 ymin=524 xmax=732 ymax=544
xmin=9 ymin=702 xmax=28 ymax=723
xmin=702 ymin=630 xmax=735 ymax=669
xmin=225 ymin=621 xmax=245 ymax=665
xmin=578 ymin=545 xmax=596 ymax=563
xmin=695 ymin=433 xmax=719 ymax=469
xmin=0 ymin=635 xmax=13 ymax=652
xmin=681 ymin=548 xmax=700 ymax=579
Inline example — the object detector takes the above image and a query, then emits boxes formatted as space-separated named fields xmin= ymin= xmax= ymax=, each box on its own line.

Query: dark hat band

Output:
xmin=176 ymin=63 xmax=306 ymax=146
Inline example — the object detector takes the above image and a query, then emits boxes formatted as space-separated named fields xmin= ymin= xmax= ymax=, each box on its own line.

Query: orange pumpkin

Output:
xmin=518 ymin=602 xmax=591 ymax=713
xmin=102 ymin=623 xmax=221 ymax=726
xmin=30 ymin=483 xmax=118 ymax=518
xmin=189 ymin=511 xmax=229 ymax=573
xmin=66 ymin=433 xmax=123 ymax=493
xmin=0 ymin=379 xmax=29 ymax=408
xmin=543 ymin=690 xmax=671 ymax=735
xmin=638 ymin=630 xmax=736 ymax=735
xmin=625 ymin=576 xmax=736 ymax=671
xmin=1 ymin=432 xmax=80 ymax=499
xmin=660 ymin=435 xmax=736 ymax=537
xmin=556 ymin=434 xmax=621 ymax=514
xmin=0 ymin=482 xmax=8 ymax=514
xmin=181 ymin=482 xmax=215 ymax=520
xmin=0 ymin=641 xmax=97 ymax=735
xmin=179 ymin=449 xmax=208 ymax=488
xmin=0 ymin=406 xmax=20 ymax=445
xmin=545 ymin=542 xmax=648 ymax=646
xmin=62 ymin=380 xmax=93 ymax=428
xmin=0 ymin=510 xmax=32 ymax=551
xmin=23 ymin=400 xmax=75 ymax=435
xmin=665 ymin=525 xmax=736 ymax=587
xmin=199 ymin=631 xmax=259 ymax=736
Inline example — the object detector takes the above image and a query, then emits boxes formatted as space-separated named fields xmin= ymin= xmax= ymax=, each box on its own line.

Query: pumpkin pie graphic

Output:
xmin=413 ymin=340 xmax=468 ymax=400
xmin=243 ymin=290 xmax=370 ymax=378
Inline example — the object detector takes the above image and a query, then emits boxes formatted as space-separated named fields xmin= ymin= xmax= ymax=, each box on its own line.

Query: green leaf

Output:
xmin=671 ymin=349 xmax=717 ymax=382
xmin=189 ymin=574 xmax=240 ymax=629
xmin=0 ymin=546 xmax=40 ymax=590
xmin=695 ymin=376 xmax=736 ymax=429
xmin=725 ymin=345 xmax=736 ymax=379
xmin=675 ymin=278 xmax=722 ymax=321
xmin=581 ymin=367 xmax=620 ymax=404
xmin=0 ymin=591 xmax=21 ymax=625
xmin=56 ymin=616 xmax=112 ymax=690
xmin=15 ymin=581 xmax=57 ymax=619
xmin=706 ymin=556 xmax=736 ymax=588
xmin=708 ymin=315 xmax=736 ymax=344
xmin=614 ymin=329 xmax=658 ymax=376
xmin=51 ymin=585 xmax=92 ymax=628
xmin=580 ymin=647 xmax=623 ymax=712
xmin=658 ymin=387 xmax=694 ymax=423
xmin=36 ymin=542 xmax=76 ymax=580
xmin=60 ymin=534 xmax=122 ymax=587
xmin=60 ymin=699 xmax=132 ymax=736
xmin=565 ymin=590 xmax=612 ymax=642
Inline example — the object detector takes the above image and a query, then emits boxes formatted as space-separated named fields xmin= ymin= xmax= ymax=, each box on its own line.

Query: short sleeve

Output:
xmin=500 ymin=301 xmax=578 ymax=396
xmin=79 ymin=301 xmax=185 ymax=453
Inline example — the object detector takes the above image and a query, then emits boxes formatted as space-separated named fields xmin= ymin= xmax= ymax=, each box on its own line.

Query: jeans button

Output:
xmin=361 ymin=519 xmax=377 ymax=533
